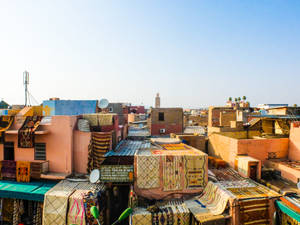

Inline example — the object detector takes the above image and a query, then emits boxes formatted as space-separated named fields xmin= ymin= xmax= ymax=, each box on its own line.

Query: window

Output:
xmin=109 ymin=107 xmax=113 ymax=112
xmin=158 ymin=112 xmax=164 ymax=121
xmin=35 ymin=143 xmax=46 ymax=160
xmin=4 ymin=142 xmax=14 ymax=160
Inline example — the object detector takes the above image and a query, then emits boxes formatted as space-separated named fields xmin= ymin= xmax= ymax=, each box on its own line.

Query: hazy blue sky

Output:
xmin=0 ymin=1 xmax=299 ymax=108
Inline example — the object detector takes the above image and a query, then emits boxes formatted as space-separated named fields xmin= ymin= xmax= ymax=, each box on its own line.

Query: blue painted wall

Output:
xmin=43 ymin=100 xmax=97 ymax=116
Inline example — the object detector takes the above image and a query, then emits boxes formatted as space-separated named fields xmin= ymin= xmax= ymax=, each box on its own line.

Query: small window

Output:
xmin=35 ymin=143 xmax=46 ymax=160
xmin=109 ymin=107 xmax=113 ymax=112
xmin=158 ymin=112 xmax=164 ymax=121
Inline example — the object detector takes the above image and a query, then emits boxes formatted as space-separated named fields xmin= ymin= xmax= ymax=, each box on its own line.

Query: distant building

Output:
xmin=148 ymin=108 xmax=183 ymax=135
xmin=0 ymin=100 xmax=9 ymax=109
xmin=155 ymin=93 xmax=160 ymax=108
xmin=257 ymin=104 xmax=288 ymax=110
xmin=128 ymin=105 xmax=145 ymax=114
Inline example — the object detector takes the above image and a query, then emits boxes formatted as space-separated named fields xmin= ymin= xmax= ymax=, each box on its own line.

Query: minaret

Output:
xmin=155 ymin=93 xmax=160 ymax=108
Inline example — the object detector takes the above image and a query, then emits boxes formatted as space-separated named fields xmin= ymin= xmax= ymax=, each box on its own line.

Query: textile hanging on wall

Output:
xmin=13 ymin=199 xmax=24 ymax=225
xmin=1 ymin=160 xmax=16 ymax=180
xmin=30 ymin=162 xmax=42 ymax=179
xmin=184 ymin=155 xmax=206 ymax=189
xmin=136 ymin=155 xmax=160 ymax=189
xmin=163 ymin=155 xmax=183 ymax=191
xmin=87 ymin=132 xmax=112 ymax=172
xmin=18 ymin=116 xmax=42 ymax=148
xmin=16 ymin=161 xmax=31 ymax=182
xmin=0 ymin=116 xmax=13 ymax=144
xmin=83 ymin=191 xmax=100 ymax=225
xmin=2 ymin=198 xmax=14 ymax=223
xmin=239 ymin=199 xmax=269 ymax=225
xmin=32 ymin=201 xmax=43 ymax=225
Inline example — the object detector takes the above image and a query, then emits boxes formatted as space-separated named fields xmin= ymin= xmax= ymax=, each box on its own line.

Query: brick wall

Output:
xmin=149 ymin=108 xmax=183 ymax=135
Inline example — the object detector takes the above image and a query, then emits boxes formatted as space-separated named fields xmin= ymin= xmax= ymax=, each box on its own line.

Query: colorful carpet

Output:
xmin=1 ymin=160 xmax=16 ymax=180
xmin=163 ymin=155 xmax=183 ymax=191
xmin=184 ymin=155 xmax=206 ymax=189
xmin=227 ymin=185 xmax=280 ymax=199
xmin=239 ymin=199 xmax=270 ymax=225
xmin=16 ymin=161 xmax=31 ymax=182
xmin=185 ymin=181 xmax=232 ymax=223
xmin=131 ymin=203 xmax=190 ymax=225
xmin=136 ymin=155 xmax=160 ymax=189
xmin=0 ymin=116 xmax=13 ymax=144
xmin=18 ymin=116 xmax=42 ymax=148
xmin=161 ymin=143 xmax=191 ymax=150
xmin=87 ymin=132 xmax=112 ymax=172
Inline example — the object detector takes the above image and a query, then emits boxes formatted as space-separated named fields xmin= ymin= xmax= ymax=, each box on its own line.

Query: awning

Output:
xmin=0 ymin=180 xmax=57 ymax=202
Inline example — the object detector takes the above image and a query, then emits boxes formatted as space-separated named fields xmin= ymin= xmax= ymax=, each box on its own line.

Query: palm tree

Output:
xmin=234 ymin=98 xmax=238 ymax=102
xmin=229 ymin=97 xmax=232 ymax=101
xmin=242 ymin=96 xmax=246 ymax=101
xmin=237 ymin=97 xmax=241 ymax=102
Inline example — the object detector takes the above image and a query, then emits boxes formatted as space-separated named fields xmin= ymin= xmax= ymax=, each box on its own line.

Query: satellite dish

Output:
xmin=297 ymin=182 xmax=300 ymax=189
xmin=89 ymin=169 xmax=100 ymax=183
xmin=98 ymin=99 xmax=109 ymax=109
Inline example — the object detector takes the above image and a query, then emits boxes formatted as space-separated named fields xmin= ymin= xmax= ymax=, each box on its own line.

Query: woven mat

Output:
xmin=163 ymin=155 xmax=183 ymax=191
xmin=239 ymin=199 xmax=270 ymax=225
xmin=16 ymin=161 xmax=31 ymax=182
xmin=136 ymin=155 xmax=160 ymax=189
xmin=184 ymin=155 xmax=206 ymax=189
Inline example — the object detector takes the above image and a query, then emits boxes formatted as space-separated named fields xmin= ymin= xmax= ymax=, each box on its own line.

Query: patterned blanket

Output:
xmin=16 ymin=161 xmax=31 ymax=182
xmin=185 ymin=182 xmax=232 ymax=223
xmin=18 ymin=116 xmax=42 ymax=148
xmin=87 ymin=132 xmax=112 ymax=172
xmin=0 ymin=116 xmax=13 ymax=144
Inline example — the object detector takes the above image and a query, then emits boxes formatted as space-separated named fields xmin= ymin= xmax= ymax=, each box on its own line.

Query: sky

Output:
xmin=0 ymin=1 xmax=299 ymax=108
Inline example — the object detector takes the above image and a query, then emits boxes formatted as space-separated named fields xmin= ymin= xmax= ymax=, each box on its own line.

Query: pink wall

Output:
xmin=208 ymin=134 xmax=238 ymax=167
xmin=0 ymin=116 xmax=77 ymax=174
xmin=288 ymin=122 xmax=300 ymax=161
xmin=237 ymin=138 xmax=289 ymax=163
xmin=73 ymin=131 xmax=91 ymax=174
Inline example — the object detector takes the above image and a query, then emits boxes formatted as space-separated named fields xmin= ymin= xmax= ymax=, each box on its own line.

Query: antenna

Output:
xmin=23 ymin=71 xmax=29 ymax=106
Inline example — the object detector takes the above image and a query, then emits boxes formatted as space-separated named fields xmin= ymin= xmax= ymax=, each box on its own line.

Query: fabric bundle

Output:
xmin=18 ymin=116 xmax=42 ymax=148
xmin=1 ymin=160 xmax=16 ymax=180
xmin=87 ymin=132 xmax=112 ymax=172
xmin=16 ymin=161 xmax=31 ymax=182
xmin=30 ymin=162 xmax=43 ymax=179
xmin=131 ymin=203 xmax=190 ymax=225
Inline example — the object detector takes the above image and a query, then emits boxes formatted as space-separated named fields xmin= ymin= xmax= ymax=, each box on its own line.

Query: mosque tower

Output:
xmin=155 ymin=93 xmax=160 ymax=108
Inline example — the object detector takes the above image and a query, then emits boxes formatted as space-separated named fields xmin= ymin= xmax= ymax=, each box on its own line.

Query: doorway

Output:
xmin=249 ymin=164 xmax=258 ymax=181
xmin=4 ymin=142 xmax=14 ymax=160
